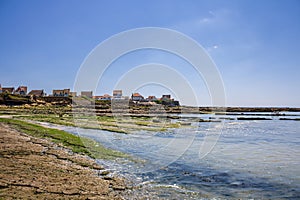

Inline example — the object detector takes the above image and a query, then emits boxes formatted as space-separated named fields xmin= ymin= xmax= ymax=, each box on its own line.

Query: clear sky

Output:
xmin=0 ymin=0 xmax=299 ymax=107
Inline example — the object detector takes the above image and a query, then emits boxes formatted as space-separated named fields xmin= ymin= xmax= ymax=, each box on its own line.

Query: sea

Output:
xmin=46 ymin=112 xmax=300 ymax=199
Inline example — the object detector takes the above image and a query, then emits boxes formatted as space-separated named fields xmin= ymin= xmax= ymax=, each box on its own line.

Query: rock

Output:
xmin=112 ymin=185 xmax=126 ymax=190
xmin=0 ymin=123 xmax=127 ymax=199
xmin=104 ymin=176 xmax=113 ymax=180
xmin=100 ymin=170 xmax=110 ymax=176
xmin=0 ymin=182 xmax=8 ymax=188
xmin=92 ymin=164 xmax=104 ymax=170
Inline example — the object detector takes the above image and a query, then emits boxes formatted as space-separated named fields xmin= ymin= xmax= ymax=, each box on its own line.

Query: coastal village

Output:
xmin=0 ymin=84 xmax=180 ymax=106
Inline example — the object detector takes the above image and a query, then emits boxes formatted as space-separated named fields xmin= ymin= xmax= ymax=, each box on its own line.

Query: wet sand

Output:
xmin=0 ymin=122 xmax=127 ymax=199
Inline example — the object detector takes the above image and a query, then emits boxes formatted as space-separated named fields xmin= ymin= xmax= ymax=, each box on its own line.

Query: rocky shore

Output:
xmin=0 ymin=123 xmax=127 ymax=199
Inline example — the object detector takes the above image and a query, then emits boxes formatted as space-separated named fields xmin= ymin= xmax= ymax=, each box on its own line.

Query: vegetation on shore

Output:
xmin=13 ymin=113 xmax=184 ymax=133
xmin=0 ymin=118 xmax=129 ymax=160
xmin=0 ymin=105 xmax=187 ymax=133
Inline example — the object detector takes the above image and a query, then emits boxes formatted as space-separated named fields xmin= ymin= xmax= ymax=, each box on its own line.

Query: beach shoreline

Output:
xmin=0 ymin=122 xmax=129 ymax=199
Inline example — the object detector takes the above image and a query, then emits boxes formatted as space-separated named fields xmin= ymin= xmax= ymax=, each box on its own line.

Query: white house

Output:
xmin=102 ymin=94 xmax=112 ymax=100
xmin=113 ymin=90 xmax=122 ymax=99
xmin=147 ymin=96 xmax=157 ymax=101
xmin=131 ymin=93 xmax=144 ymax=101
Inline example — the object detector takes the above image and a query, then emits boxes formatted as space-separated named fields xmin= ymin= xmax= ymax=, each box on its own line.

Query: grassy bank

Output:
xmin=13 ymin=113 xmax=184 ymax=133
xmin=0 ymin=118 xmax=129 ymax=160
xmin=0 ymin=106 xmax=192 ymax=133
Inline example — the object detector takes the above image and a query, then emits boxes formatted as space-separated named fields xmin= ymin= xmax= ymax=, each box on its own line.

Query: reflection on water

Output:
xmin=59 ymin=114 xmax=300 ymax=199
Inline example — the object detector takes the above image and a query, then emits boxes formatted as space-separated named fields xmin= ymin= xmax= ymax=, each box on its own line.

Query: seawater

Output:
xmin=58 ymin=115 xmax=300 ymax=199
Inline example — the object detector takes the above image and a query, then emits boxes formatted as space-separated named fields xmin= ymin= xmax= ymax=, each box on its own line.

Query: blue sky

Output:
xmin=0 ymin=0 xmax=299 ymax=106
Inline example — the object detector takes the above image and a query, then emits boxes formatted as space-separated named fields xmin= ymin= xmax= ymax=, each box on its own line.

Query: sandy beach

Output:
xmin=0 ymin=122 xmax=127 ymax=199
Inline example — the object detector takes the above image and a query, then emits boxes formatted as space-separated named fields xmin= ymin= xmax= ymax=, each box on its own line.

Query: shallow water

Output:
xmin=56 ymin=114 xmax=300 ymax=199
